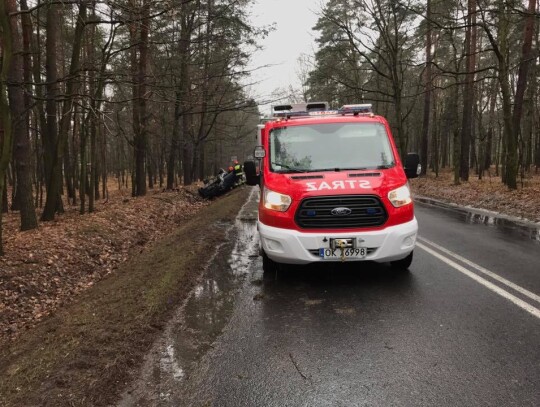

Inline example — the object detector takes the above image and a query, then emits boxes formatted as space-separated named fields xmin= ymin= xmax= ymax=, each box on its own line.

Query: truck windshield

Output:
xmin=269 ymin=122 xmax=395 ymax=173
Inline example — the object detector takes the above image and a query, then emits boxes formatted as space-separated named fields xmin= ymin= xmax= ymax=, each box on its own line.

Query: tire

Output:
xmin=244 ymin=160 xmax=256 ymax=174
xmin=262 ymin=251 xmax=279 ymax=274
xmin=390 ymin=251 xmax=413 ymax=271
xmin=243 ymin=160 xmax=259 ymax=186
xmin=262 ymin=250 xmax=286 ymax=278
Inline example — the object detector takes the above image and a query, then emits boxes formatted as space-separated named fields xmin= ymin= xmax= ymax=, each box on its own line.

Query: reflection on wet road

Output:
xmin=118 ymin=188 xmax=260 ymax=405
xmin=120 ymin=189 xmax=540 ymax=406
xmin=415 ymin=197 xmax=540 ymax=242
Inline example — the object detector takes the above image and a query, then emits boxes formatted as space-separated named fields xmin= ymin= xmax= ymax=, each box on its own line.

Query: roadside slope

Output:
xmin=0 ymin=187 xmax=251 ymax=407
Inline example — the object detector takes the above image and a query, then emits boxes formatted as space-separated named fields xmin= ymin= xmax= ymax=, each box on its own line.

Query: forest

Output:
xmin=305 ymin=0 xmax=539 ymax=189
xmin=0 ymin=0 xmax=261 ymax=254
xmin=0 ymin=0 xmax=539 ymax=254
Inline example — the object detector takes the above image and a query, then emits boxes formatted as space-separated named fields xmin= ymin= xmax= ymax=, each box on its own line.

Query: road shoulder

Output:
xmin=0 ymin=187 xmax=251 ymax=407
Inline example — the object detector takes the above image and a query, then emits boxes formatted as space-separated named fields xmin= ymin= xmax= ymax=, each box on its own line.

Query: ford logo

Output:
xmin=331 ymin=207 xmax=352 ymax=216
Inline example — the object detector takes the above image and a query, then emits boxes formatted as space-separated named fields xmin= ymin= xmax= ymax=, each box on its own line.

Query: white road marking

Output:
xmin=416 ymin=242 xmax=540 ymax=320
xmin=418 ymin=236 xmax=540 ymax=305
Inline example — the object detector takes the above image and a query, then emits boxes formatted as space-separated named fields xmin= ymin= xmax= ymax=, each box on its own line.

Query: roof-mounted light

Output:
xmin=305 ymin=102 xmax=329 ymax=112
xmin=273 ymin=104 xmax=294 ymax=112
xmin=273 ymin=111 xmax=311 ymax=118
xmin=271 ymin=102 xmax=374 ymax=119
xmin=338 ymin=104 xmax=373 ymax=115
xmin=272 ymin=102 xmax=330 ymax=114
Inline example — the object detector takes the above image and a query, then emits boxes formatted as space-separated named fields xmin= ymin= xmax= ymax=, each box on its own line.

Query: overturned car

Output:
xmin=198 ymin=169 xmax=240 ymax=199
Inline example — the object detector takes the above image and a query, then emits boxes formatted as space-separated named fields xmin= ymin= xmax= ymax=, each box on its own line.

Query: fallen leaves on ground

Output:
xmin=410 ymin=169 xmax=540 ymax=223
xmin=0 ymin=185 xmax=209 ymax=344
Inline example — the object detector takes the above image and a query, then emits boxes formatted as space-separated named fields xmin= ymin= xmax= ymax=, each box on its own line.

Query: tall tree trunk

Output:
xmin=491 ymin=1 xmax=515 ymax=188
xmin=167 ymin=95 xmax=181 ymax=189
xmin=0 ymin=0 xmax=15 ymax=254
xmin=129 ymin=6 xmax=140 ymax=196
xmin=64 ymin=116 xmax=76 ymax=204
xmin=431 ymin=87 xmax=439 ymax=177
xmin=420 ymin=0 xmax=432 ymax=176
xmin=57 ymin=3 xmax=86 ymax=209
xmin=2 ymin=179 xmax=7 ymax=214
xmin=484 ymin=79 xmax=498 ymax=172
xmin=182 ymin=115 xmax=193 ymax=185
xmin=87 ymin=11 xmax=97 ymax=213
xmin=178 ymin=2 xmax=196 ymax=186
xmin=21 ymin=0 xmax=49 ymax=208
xmin=131 ymin=1 xmax=149 ymax=196
xmin=198 ymin=142 xmax=206 ymax=181
xmin=82 ymin=4 xmax=114 ymax=209
xmin=89 ymin=119 xmax=96 ymax=211
xmin=101 ymin=121 xmax=107 ymax=200
xmin=6 ymin=0 xmax=38 ymax=230
xmin=41 ymin=0 xmax=64 ymax=221
xmin=459 ymin=0 xmax=477 ymax=182
xmin=509 ymin=0 xmax=537 ymax=185
xmin=79 ymin=119 xmax=87 ymax=214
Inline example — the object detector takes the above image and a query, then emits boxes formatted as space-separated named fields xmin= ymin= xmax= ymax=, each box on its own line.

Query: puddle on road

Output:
xmin=120 ymin=188 xmax=261 ymax=405
xmin=161 ymin=189 xmax=258 ymax=386
xmin=462 ymin=212 xmax=540 ymax=242
xmin=416 ymin=199 xmax=540 ymax=243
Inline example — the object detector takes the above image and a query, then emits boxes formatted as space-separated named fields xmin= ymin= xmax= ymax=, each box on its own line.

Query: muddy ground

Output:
xmin=0 ymin=187 xmax=250 ymax=407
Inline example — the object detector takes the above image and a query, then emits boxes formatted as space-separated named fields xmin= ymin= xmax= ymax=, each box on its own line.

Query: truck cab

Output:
xmin=244 ymin=102 xmax=420 ymax=272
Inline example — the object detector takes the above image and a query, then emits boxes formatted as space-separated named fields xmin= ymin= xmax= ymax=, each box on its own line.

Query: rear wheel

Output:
xmin=390 ymin=251 xmax=413 ymax=271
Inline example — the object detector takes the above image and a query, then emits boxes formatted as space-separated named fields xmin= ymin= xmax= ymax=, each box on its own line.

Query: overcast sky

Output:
xmin=246 ymin=0 xmax=324 ymax=113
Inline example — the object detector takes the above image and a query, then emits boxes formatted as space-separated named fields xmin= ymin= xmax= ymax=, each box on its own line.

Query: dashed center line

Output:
xmin=416 ymin=240 xmax=540 ymax=320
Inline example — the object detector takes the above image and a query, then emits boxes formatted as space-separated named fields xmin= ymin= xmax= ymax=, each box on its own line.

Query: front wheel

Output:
xmin=390 ymin=251 xmax=413 ymax=271
xmin=262 ymin=251 xmax=278 ymax=274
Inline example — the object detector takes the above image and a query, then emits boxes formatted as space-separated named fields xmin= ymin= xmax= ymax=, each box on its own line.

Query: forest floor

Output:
xmin=0 ymin=184 xmax=209 ymax=344
xmin=0 ymin=170 xmax=539 ymax=405
xmin=0 ymin=185 xmax=249 ymax=407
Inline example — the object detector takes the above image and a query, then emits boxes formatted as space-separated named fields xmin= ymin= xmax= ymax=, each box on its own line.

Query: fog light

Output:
xmin=264 ymin=238 xmax=283 ymax=252
xmin=402 ymin=236 xmax=414 ymax=248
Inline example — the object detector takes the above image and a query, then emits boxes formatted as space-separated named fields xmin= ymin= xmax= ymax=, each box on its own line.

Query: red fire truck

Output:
xmin=244 ymin=102 xmax=421 ymax=272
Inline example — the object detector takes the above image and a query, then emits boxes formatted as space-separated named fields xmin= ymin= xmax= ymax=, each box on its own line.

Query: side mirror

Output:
xmin=243 ymin=160 xmax=259 ymax=186
xmin=254 ymin=146 xmax=266 ymax=159
xmin=404 ymin=153 xmax=421 ymax=179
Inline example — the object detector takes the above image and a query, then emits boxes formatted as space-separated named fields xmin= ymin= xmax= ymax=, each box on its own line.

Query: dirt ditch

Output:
xmin=0 ymin=187 xmax=251 ymax=407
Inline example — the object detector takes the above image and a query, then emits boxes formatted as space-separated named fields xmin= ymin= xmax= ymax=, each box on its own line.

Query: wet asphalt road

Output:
xmin=120 ymin=188 xmax=540 ymax=406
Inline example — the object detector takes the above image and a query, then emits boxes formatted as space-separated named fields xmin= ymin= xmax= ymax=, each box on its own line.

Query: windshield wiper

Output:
xmin=309 ymin=167 xmax=369 ymax=172
xmin=376 ymin=164 xmax=395 ymax=169
xmin=271 ymin=162 xmax=310 ymax=173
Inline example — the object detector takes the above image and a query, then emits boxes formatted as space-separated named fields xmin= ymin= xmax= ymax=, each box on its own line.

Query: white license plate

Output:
xmin=319 ymin=247 xmax=367 ymax=259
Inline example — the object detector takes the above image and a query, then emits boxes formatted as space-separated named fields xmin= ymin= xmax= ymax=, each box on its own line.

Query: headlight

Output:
xmin=263 ymin=188 xmax=292 ymax=212
xmin=388 ymin=185 xmax=412 ymax=207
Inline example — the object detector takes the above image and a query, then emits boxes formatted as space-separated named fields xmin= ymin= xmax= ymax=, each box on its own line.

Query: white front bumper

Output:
xmin=258 ymin=219 xmax=418 ymax=265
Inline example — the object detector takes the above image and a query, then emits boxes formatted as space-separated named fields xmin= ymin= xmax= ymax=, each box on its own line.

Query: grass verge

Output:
xmin=0 ymin=187 xmax=250 ymax=407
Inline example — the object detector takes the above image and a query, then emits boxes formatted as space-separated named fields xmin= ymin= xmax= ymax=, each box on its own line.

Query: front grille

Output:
xmin=295 ymin=195 xmax=387 ymax=229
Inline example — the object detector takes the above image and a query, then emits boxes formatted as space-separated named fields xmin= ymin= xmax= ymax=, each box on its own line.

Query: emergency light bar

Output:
xmin=273 ymin=104 xmax=293 ymax=112
xmin=339 ymin=104 xmax=373 ymax=114
xmin=272 ymin=102 xmax=330 ymax=114
xmin=272 ymin=103 xmax=373 ymax=118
